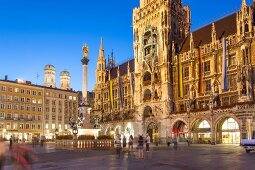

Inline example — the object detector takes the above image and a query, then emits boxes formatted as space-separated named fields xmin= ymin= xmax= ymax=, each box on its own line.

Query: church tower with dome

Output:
xmin=60 ymin=70 xmax=71 ymax=90
xmin=44 ymin=64 xmax=56 ymax=88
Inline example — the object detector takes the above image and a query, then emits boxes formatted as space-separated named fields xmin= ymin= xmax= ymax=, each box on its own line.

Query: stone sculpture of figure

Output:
xmin=240 ymin=67 xmax=248 ymax=96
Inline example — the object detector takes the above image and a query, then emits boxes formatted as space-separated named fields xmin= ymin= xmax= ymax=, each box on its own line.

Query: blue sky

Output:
xmin=0 ymin=0 xmax=252 ymax=91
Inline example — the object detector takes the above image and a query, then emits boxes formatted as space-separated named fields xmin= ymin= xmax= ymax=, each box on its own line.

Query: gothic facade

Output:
xmin=93 ymin=0 xmax=255 ymax=144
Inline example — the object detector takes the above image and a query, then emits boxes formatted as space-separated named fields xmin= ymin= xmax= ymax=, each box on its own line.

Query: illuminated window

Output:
xmin=13 ymin=123 xmax=18 ymax=129
xmin=6 ymin=122 xmax=11 ymax=129
xmin=38 ymin=99 xmax=42 ymax=104
xmin=0 ymin=112 xmax=5 ymax=119
xmin=52 ymin=124 xmax=55 ymax=129
xmin=222 ymin=118 xmax=239 ymax=130
xmin=45 ymin=124 xmax=49 ymax=129
xmin=14 ymin=88 xmax=19 ymax=93
xmin=32 ymin=99 xmax=36 ymax=104
xmin=198 ymin=120 xmax=210 ymax=128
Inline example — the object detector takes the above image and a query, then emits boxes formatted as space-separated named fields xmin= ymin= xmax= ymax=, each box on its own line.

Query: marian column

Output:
xmin=81 ymin=44 xmax=89 ymax=104
xmin=79 ymin=44 xmax=91 ymax=129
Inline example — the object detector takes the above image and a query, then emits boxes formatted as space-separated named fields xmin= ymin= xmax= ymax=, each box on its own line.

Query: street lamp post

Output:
xmin=209 ymin=94 xmax=216 ymax=145
xmin=72 ymin=126 xmax=78 ymax=148
xmin=186 ymin=99 xmax=191 ymax=146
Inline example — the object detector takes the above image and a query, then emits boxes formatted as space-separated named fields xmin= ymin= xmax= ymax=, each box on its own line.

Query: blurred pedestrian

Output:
xmin=9 ymin=136 xmax=13 ymax=150
xmin=167 ymin=136 xmax=172 ymax=147
xmin=11 ymin=144 xmax=37 ymax=170
xmin=123 ymin=136 xmax=127 ymax=151
xmin=115 ymin=135 xmax=122 ymax=158
xmin=137 ymin=135 xmax=144 ymax=159
xmin=0 ymin=140 xmax=6 ymax=170
xmin=173 ymin=137 xmax=178 ymax=150
xmin=128 ymin=135 xmax=133 ymax=152
xmin=145 ymin=133 xmax=150 ymax=152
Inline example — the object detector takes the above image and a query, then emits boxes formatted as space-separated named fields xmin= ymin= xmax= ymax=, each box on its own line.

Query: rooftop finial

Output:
xmin=242 ymin=0 xmax=247 ymax=8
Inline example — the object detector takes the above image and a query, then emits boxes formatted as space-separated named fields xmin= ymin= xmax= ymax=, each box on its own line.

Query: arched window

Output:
xmin=143 ymin=89 xmax=152 ymax=102
xmin=222 ymin=118 xmax=239 ymax=130
xmin=245 ymin=23 xmax=249 ymax=33
xmin=143 ymin=72 xmax=151 ymax=86
xmin=143 ymin=106 xmax=152 ymax=118
xmin=198 ymin=120 xmax=210 ymax=129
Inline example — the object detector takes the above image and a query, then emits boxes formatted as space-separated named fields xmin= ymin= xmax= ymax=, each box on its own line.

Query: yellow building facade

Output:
xmin=0 ymin=79 xmax=44 ymax=141
xmin=44 ymin=87 xmax=78 ymax=139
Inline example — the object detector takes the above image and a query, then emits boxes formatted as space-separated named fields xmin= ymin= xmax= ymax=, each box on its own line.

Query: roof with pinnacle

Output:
xmin=44 ymin=64 xmax=56 ymax=71
xmin=105 ymin=59 xmax=134 ymax=81
xmin=180 ymin=13 xmax=237 ymax=53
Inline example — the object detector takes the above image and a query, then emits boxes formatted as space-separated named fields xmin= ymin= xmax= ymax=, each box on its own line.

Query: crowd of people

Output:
xmin=114 ymin=133 xmax=151 ymax=159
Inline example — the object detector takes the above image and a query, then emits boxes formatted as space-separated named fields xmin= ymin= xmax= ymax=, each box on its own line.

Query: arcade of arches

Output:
xmin=172 ymin=117 xmax=241 ymax=144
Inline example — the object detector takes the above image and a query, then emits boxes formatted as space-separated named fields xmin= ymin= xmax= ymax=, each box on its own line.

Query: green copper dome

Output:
xmin=60 ymin=70 xmax=70 ymax=77
xmin=44 ymin=64 xmax=56 ymax=71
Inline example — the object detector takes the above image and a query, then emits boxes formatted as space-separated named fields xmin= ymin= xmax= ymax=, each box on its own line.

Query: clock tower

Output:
xmin=133 ymin=0 xmax=190 ymax=140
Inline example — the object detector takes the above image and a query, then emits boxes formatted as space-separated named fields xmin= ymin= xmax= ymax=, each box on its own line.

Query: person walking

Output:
xmin=145 ymin=133 xmax=150 ymax=152
xmin=0 ymin=140 xmax=6 ymax=170
xmin=167 ymin=136 xmax=172 ymax=147
xmin=173 ymin=137 xmax=178 ymax=150
xmin=122 ymin=136 xmax=127 ymax=152
xmin=128 ymin=135 xmax=133 ymax=152
xmin=137 ymin=135 xmax=144 ymax=159
xmin=9 ymin=136 xmax=13 ymax=150
xmin=115 ymin=135 xmax=122 ymax=158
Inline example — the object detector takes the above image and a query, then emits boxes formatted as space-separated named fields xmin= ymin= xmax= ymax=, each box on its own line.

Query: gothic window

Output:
xmin=143 ymin=89 xmax=152 ymax=102
xmin=204 ymin=61 xmax=211 ymax=73
xmin=229 ymin=76 xmax=237 ymax=90
xmin=183 ymin=67 xmax=189 ymax=78
xmin=205 ymin=80 xmax=211 ymax=92
xmin=143 ymin=72 xmax=151 ymax=86
xmin=184 ymin=84 xmax=189 ymax=96
xmin=228 ymin=54 xmax=236 ymax=66
xmin=143 ymin=106 xmax=152 ymax=118
xmin=245 ymin=23 xmax=249 ymax=33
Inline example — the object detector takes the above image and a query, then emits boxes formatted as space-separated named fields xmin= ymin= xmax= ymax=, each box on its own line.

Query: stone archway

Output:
xmin=215 ymin=116 xmax=241 ymax=144
xmin=191 ymin=119 xmax=211 ymax=144
xmin=172 ymin=120 xmax=188 ymax=142
xmin=147 ymin=122 xmax=158 ymax=143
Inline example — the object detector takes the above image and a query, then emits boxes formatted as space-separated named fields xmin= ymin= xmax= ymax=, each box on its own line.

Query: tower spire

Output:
xmin=98 ymin=38 xmax=105 ymax=61
xmin=242 ymin=0 xmax=247 ymax=8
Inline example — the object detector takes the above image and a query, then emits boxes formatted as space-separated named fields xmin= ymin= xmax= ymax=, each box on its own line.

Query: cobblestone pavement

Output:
xmin=3 ymin=143 xmax=255 ymax=170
